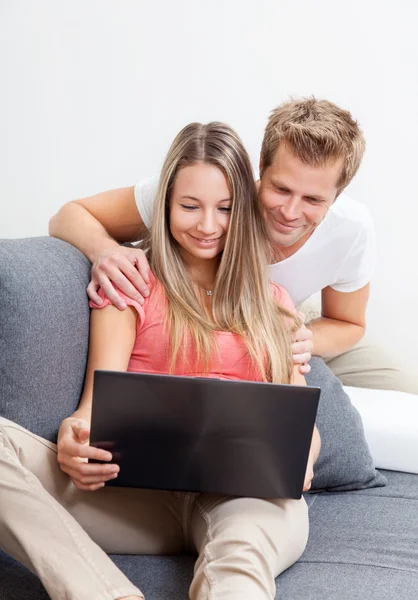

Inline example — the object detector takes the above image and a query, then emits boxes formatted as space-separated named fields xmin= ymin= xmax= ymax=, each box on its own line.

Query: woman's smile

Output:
xmin=188 ymin=233 xmax=225 ymax=248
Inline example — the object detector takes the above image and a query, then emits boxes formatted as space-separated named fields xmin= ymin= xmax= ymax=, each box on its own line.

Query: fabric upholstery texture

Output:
xmin=0 ymin=237 xmax=90 ymax=441
xmin=1 ymin=237 xmax=417 ymax=599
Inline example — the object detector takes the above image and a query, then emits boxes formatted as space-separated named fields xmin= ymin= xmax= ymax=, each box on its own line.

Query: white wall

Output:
xmin=1 ymin=0 xmax=417 ymax=368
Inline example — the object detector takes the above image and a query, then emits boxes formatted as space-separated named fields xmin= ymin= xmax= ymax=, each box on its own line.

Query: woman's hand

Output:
xmin=87 ymin=246 xmax=151 ymax=310
xmin=292 ymin=312 xmax=314 ymax=375
xmin=57 ymin=417 xmax=119 ymax=491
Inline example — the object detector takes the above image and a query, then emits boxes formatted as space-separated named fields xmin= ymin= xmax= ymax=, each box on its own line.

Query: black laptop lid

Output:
xmin=90 ymin=371 xmax=320 ymax=499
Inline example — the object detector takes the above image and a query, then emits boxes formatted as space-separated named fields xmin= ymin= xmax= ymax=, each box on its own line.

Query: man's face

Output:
xmin=259 ymin=143 xmax=344 ymax=252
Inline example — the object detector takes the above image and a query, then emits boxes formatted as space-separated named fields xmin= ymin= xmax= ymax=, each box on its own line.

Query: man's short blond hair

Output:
xmin=260 ymin=97 xmax=365 ymax=191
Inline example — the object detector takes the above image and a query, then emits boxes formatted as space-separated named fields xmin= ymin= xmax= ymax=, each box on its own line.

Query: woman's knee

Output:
xmin=203 ymin=498 xmax=309 ymax=573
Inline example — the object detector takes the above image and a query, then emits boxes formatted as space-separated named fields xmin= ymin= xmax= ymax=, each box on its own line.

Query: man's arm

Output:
xmin=49 ymin=186 xmax=144 ymax=262
xmin=307 ymin=283 xmax=370 ymax=360
xmin=49 ymin=187 xmax=151 ymax=307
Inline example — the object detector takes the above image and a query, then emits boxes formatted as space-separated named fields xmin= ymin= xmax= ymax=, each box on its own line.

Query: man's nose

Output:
xmin=280 ymin=196 xmax=301 ymax=221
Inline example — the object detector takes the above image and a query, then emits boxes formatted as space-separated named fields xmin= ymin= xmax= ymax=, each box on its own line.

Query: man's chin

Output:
xmin=269 ymin=230 xmax=300 ymax=249
xmin=268 ymin=222 xmax=313 ymax=250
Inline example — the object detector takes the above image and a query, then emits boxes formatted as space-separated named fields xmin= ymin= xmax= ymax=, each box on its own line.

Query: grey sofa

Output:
xmin=1 ymin=237 xmax=417 ymax=600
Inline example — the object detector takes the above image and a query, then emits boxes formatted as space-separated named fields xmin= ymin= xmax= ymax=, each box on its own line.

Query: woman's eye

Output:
xmin=181 ymin=204 xmax=198 ymax=210
xmin=219 ymin=207 xmax=232 ymax=213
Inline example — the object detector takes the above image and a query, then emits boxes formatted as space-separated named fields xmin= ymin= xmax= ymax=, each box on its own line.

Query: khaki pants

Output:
xmin=0 ymin=417 xmax=308 ymax=600
xmin=325 ymin=336 xmax=418 ymax=394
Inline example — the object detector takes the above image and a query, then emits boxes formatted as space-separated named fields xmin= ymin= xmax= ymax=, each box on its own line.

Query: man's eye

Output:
xmin=276 ymin=187 xmax=289 ymax=194
xmin=306 ymin=197 xmax=320 ymax=204
xmin=181 ymin=204 xmax=198 ymax=210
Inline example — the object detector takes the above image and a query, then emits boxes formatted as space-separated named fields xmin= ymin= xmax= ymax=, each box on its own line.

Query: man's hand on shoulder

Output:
xmin=87 ymin=246 xmax=151 ymax=310
xmin=292 ymin=312 xmax=314 ymax=375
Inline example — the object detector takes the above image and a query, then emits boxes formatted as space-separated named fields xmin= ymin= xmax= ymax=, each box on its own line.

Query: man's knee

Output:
xmin=325 ymin=337 xmax=418 ymax=394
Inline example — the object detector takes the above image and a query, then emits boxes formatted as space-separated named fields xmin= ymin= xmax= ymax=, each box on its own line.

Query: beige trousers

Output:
xmin=325 ymin=336 xmax=418 ymax=394
xmin=0 ymin=417 xmax=308 ymax=600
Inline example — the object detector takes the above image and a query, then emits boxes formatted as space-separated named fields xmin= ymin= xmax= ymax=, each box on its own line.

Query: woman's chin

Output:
xmin=190 ymin=249 xmax=222 ymax=261
xmin=180 ymin=245 xmax=222 ymax=262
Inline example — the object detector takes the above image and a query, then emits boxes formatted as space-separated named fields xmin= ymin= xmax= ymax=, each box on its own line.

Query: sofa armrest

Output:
xmin=0 ymin=237 xmax=91 ymax=441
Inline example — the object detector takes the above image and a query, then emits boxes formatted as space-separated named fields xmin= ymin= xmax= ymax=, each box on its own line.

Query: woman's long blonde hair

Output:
xmin=143 ymin=122 xmax=300 ymax=383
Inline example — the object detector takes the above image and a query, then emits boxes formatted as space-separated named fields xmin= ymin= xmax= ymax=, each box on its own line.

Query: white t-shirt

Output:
xmin=134 ymin=176 xmax=375 ymax=307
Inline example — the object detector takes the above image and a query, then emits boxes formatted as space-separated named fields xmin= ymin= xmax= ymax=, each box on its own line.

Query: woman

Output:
xmin=0 ymin=122 xmax=320 ymax=600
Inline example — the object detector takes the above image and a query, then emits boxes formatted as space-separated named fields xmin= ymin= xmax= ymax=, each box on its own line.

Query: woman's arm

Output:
xmin=291 ymin=365 xmax=321 ymax=492
xmin=57 ymin=305 xmax=137 ymax=491
xmin=73 ymin=304 xmax=137 ymax=419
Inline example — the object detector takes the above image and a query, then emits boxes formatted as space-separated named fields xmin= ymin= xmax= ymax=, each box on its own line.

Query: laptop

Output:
xmin=90 ymin=370 xmax=320 ymax=499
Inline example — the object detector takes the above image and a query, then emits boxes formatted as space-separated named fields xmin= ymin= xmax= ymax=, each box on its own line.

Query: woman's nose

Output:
xmin=197 ymin=210 xmax=217 ymax=234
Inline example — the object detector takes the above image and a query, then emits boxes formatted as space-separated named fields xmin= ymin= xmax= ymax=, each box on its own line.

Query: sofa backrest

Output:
xmin=0 ymin=237 xmax=91 ymax=441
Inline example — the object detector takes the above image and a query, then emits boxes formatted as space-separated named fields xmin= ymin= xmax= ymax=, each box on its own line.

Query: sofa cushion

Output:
xmin=345 ymin=385 xmax=418 ymax=474
xmin=306 ymin=357 xmax=387 ymax=491
xmin=279 ymin=469 xmax=418 ymax=598
xmin=0 ymin=237 xmax=91 ymax=442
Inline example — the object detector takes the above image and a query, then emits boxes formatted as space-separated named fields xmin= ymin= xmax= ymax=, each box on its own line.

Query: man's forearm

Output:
xmin=307 ymin=316 xmax=365 ymax=360
xmin=49 ymin=202 xmax=119 ymax=263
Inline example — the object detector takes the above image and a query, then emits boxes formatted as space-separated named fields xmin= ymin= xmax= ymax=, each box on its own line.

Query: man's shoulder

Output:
xmin=134 ymin=175 xmax=159 ymax=197
xmin=301 ymin=193 xmax=374 ymax=260
xmin=134 ymin=175 xmax=159 ymax=228
xmin=328 ymin=193 xmax=373 ymax=228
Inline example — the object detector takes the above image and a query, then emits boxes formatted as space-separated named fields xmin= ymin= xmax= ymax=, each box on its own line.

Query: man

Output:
xmin=49 ymin=97 xmax=412 ymax=392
